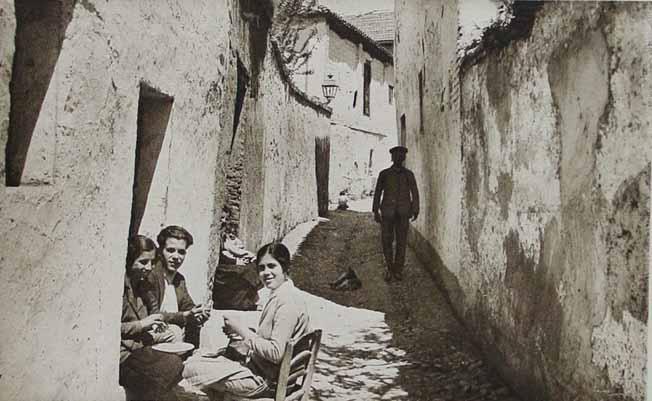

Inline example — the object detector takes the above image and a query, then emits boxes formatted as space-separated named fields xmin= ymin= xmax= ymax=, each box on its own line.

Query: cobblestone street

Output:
xmin=289 ymin=210 xmax=522 ymax=401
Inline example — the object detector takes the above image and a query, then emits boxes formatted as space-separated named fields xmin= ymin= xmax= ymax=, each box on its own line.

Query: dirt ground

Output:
xmin=178 ymin=209 xmax=522 ymax=401
xmin=289 ymin=210 xmax=522 ymax=401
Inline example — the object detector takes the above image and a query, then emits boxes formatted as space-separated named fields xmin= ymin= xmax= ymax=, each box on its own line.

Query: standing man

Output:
xmin=372 ymin=146 xmax=420 ymax=282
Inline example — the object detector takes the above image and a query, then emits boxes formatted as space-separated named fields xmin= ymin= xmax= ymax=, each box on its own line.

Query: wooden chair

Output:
xmin=239 ymin=329 xmax=322 ymax=401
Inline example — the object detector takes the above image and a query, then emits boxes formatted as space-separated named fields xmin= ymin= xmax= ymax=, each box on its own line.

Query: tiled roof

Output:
xmin=305 ymin=6 xmax=393 ymax=63
xmin=342 ymin=10 xmax=394 ymax=43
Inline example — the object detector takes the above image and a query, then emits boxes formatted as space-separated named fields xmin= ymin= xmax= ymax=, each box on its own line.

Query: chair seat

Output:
xmin=229 ymin=329 xmax=321 ymax=401
xmin=239 ymin=398 xmax=274 ymax=401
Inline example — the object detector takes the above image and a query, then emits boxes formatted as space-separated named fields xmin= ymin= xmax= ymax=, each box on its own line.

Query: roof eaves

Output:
xmin=308 ymin=6 xmax=393 ymax=64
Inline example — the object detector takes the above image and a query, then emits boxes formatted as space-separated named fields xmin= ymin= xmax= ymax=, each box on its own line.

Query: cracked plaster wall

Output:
xmin=397 ymin=2 xmax=651 ymax=400
xmin=0 ymin=0 xmax=324 ymax=400
xmin=395 ymin=0 xmax=463 ymax=288
xmin=238 ymin=35 xmax=324 ymax=250
xmin=0 ymin=2 xmax=237 ymax=399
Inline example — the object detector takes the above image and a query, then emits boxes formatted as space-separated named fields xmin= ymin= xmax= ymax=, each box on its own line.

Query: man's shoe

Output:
xmin=394 ymin=271 xmax=403 ymax=281
xmin=384 ymin=271 xmax=393 ymax=282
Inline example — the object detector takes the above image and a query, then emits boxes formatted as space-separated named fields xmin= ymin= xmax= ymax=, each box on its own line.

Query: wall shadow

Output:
xmin=128 ymin=83 xmax=173 ymax=237
xmin=6 ymin=0 xmax=76 ymax=186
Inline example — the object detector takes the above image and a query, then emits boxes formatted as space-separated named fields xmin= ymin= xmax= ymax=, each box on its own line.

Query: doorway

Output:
xmin=315 ymin=136 xmax=330 ymax=217
xmin=128 ymin=83 xmax=173 ymax=237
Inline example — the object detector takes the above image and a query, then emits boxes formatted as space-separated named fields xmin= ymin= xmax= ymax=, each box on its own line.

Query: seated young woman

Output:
xmin=120 ymin=235 xmax=184 ymax=400
xmin=183 ymin=242 xmax=311 ymax=400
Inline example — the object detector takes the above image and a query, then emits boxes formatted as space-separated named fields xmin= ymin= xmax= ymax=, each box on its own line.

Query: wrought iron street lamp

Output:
xmin=321 ymin=73 xmax=339 ymax=103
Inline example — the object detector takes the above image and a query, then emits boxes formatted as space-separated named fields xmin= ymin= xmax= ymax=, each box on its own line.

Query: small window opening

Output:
xmin=128 ymin=84 xmax=173 ymax=237
xmin=400 ymin=114 xmax=406 ymax=146
xmin=388 ymin=85 xmax=394 ymax=105
xmin=353 ymin=91 xmax=358 ymax=108
xmin=363 ymin=61 xmax=371 ymax=116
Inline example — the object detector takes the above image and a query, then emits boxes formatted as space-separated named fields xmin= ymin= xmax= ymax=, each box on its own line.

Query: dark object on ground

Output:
xmin=330 ymin=267 xmax=362 ymax=290
xmin=212 ymin=263 xmax=263 ymax=310
xmin=384 ymin=270 xmax=393 ymax=282
xmin=337 ymin=204 xmax=349 ymax=210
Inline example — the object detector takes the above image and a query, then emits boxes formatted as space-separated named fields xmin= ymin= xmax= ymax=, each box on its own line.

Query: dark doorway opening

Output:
xmin=363 ymin=61 xmax=371 ymax=116
xmin=6 ymin=0 xmax=76 ymax=186
xmin=230 ymin=57 xmax=249 ymax=153
xmin=315 ymin=136 xmax=330 ymax=217
xmin=128 ymin=84 xmax=173 ymax=237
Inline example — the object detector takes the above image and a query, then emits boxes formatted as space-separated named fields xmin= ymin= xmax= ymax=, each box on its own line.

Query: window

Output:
xmin=363 ymin=61 xmax=371 ymax=116
xmin=388 ymin=85 xmax=394 ymax=105
xmin=353 ymin=90 xmax=358 ymax=108
xmin=418 ymin=70 xmax=424 ymax=135
xmin=400 ymin=114 xmax=406 ymax=146
xmin=129 ymin=84 xmax=173 ymax=237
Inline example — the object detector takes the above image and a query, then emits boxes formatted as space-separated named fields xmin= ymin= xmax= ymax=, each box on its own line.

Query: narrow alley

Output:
xmin=289 ymin=210 xmax=521 ymax=401
xmin=0 ymin=1 xmax=649 ymax=400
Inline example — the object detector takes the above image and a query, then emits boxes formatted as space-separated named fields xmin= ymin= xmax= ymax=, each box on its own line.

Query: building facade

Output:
xmin=291 ymin=7 xmax=397 ymax=202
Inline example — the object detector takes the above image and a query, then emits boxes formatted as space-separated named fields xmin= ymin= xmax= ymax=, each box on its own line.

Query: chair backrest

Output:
xmin=274 ymin=329 xmax=322 ymax=401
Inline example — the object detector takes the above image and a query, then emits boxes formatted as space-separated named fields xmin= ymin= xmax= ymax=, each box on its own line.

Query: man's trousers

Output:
xmin=380 ymin=214 xmax=410 ymax=273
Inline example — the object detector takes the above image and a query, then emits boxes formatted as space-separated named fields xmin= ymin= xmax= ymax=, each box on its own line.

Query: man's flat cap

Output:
xmin=389 ymin=146 xmax=408 ymax=154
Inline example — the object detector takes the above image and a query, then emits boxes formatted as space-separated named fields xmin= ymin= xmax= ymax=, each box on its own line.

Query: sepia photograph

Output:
xmin=0 ymin=0 xmax=650 ymax=400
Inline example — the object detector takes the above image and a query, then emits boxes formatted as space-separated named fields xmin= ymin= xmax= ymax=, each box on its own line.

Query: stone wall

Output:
xmin=396 ymin=1 xmax=651 ymax=400
xmin=233 ymin=6 xmax=329 ymax=251
xmin=255 ymin=47 xmax=325 ymax=246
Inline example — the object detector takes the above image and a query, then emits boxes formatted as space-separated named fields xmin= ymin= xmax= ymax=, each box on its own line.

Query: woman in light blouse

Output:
xmin=183 ymin=242 xmax=311 ymax=400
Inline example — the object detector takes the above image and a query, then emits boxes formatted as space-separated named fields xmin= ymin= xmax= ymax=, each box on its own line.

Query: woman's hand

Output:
xmin=223 ymin=314 xmax=253 ymax=341
xmin=140 ymin=313 xmax=165 ymax=331
xmin=150 ymin=329 xmax=176 ymax=344
xmin=188 ymin=304 xmax=211 ymax=325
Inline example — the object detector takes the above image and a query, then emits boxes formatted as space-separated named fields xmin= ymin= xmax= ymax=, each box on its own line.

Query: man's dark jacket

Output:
xmin=372 ymin=165 xmax=420 ymax=218
xmin=145 ymin=261 xmax=196 ymax=327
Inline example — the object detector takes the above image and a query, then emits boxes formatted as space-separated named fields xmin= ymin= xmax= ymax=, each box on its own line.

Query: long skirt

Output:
xmin=183 ymin=355 xmax=269 ymax=399
xmin=120 ymin=346 xmax=184 ymax=399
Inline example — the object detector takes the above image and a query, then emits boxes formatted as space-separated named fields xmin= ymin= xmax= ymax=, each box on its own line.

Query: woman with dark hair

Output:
xmin=183 ymin=242 xmax=311 ymax=400
xmin=120 ymin=235 xmax=184 ymax=400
